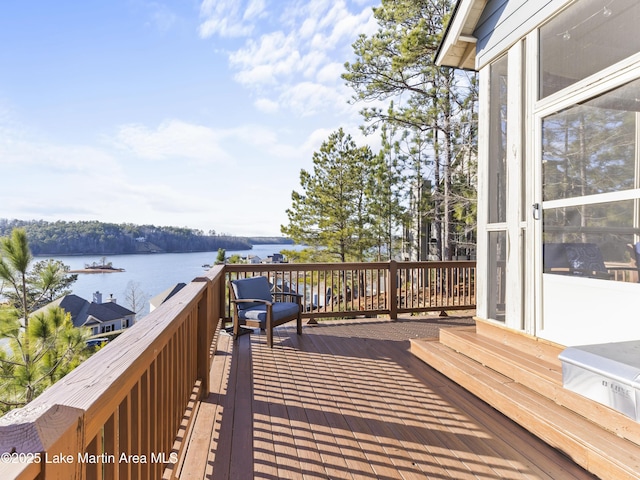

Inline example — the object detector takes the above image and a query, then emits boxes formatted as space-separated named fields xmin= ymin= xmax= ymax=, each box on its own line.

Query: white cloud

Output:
xmin=0 ymin=132 xmax=120 ymax=173
xmin=255 ymin=98 xmax=279 ymax=113
xmin=1 ymin=1 xmax=383 ymax=237
xmin=299 ymin=49 xmax=329 ymax=80
xmin=312 ymin=4 xmax=373 ymax=50
xmin=280 ymin=82 xmax=350 ymax=117
xmin=114 ymin=120 xmax=231 ymax=163
xmin=198 ymin=0 xmax=264 ymax=38
xmin=244 ymin=0 xmax=266 ymax=21
xmin=230 ymin=31 xmax=301 ymax=86
xmin=228 ymin=124 xmax=278 ymax=147
xmin=298 ymin=17 xmax=317 ymax=39
xmin=303 ymin=126 xmax=335 ymax=151
xmin=316 ymin=61 xmax=344 ymax=84
xmin=0 ymin=112 xmax=359 ymax=236
xmin=119 ymin=181 xmax=211 ymax=214
xmin=204 ymin=0 xmax=378 ymax=116
xmin=2 ymin=138 xmax=218 ymax=228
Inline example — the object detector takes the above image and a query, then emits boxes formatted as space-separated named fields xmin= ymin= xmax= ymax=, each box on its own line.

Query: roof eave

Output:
xmin=436 ymin=0 xmax=487 ymax=71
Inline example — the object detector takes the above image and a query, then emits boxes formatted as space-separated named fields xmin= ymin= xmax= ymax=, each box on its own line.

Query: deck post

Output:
xmin=194 ymin=265 xmax=225 ymax=398
xmin=389 ymin=260 xmax=398 ymax=320
xmin=0 ymin=404 xmax=84 ymax=479
xmin=194 ymin=277 xmax=212 ymax=398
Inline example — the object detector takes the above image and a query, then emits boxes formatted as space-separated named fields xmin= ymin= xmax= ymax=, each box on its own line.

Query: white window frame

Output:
xmin=479 ymin=42 xmax=527 ymax=330
xmin=531 ymin=16 xmax=640 ymax=343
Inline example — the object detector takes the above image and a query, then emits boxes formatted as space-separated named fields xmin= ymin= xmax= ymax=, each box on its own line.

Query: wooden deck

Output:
xmin=178 ymin=315 xmax=596 ymax=480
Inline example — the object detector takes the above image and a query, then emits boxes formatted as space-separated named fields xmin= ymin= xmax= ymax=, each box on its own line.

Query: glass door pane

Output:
xmin=488 ymin=56 xmax=508 ymax=224
xmin=487 ymin=231 xmax=507 ymax=322
xmin=486 ymin=54 xmax=509 ymax=323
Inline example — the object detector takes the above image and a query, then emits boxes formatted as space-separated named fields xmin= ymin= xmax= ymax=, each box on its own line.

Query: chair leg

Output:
xmin=233 ymin=316 xmax=240 ymax=341
xmin=297 ymin=313 xmax=302 ymax=335
xmin=266 ymin=305 xmax=273 ymax=347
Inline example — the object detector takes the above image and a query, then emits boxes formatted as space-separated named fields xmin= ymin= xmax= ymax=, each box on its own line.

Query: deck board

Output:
xmin=180 ymin=315 xmax=596 ymax=479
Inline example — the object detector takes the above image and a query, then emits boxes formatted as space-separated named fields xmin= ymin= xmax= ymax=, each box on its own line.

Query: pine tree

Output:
xmin=343 ymin=0 xmax=478 ymax=259
xmin=282 ymin=129 xmax=376 ymax=262
xmin=0 ymin=228 xmax=90 ymax=412
xmin=368 ymin=122 xmax=407 ymax=260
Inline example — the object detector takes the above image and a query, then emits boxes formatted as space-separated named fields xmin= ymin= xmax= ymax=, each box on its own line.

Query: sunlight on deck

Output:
xmin=180 ymin=316 xmax=595 ymax=480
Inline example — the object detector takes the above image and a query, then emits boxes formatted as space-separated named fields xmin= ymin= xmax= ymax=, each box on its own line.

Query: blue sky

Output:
xmin=0 ymin=0 xmax=379 ymax=236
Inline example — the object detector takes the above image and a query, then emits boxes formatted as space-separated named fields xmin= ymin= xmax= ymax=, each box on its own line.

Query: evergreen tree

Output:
xmin=343 ymin=0 xmax=478 ymax=259
xmin=282 ymin=129 xmax=376 ymax=262
xmin=369 ymin=122 xmax=408 ymax=260
xmin=10 ymin=259 xmax=77 ymax=311
xmin=0 ymin=228 xmax=90 ymax=412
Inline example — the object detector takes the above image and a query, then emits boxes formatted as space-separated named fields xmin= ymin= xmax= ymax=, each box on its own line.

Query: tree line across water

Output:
xmin=0 ymin=219 xmax=291 ymax=256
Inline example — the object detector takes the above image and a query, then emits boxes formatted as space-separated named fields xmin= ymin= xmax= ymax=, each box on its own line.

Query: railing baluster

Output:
xmin=162 ymin=346 xmax=169 ymax=456
xmin=132 ymin=382 xmax=140 ymax=480
xmin=119 ymin=395 xmax=130 ymax=480
xmin=149 ymin=359 xmax=159 ymax=480
xmin=140 ymin=371 xmax=150 ymax=480
xmin=85 ymin=431 xmax=100 ymax=480
xmin=104 ymin=412 xmax=117 ymax=480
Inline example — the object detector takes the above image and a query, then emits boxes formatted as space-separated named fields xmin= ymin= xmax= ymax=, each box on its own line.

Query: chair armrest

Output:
xmin=544 ymin=267 xmax=572 ymax=274
xmin=545 ymin=267 xmax=615 ymax=279
xmin=564 ymin=268 xmax=614 ymax=279
xmin=272 ymin=292 xmax=302 ymax=298
xmin=231 ymin=298 xmax=273 ymax=307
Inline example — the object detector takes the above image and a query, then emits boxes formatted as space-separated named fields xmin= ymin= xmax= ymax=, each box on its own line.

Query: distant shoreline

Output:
xmin=35 ymin=243 xmax=299 ymax=258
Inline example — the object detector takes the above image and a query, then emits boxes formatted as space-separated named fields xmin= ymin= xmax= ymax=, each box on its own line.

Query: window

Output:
xmin=486 ymin=54 xmax=509 ymax=322
xmin=540 ymin=0 xmax=640 ymax=99
xmin=542 ymin=79 xmax=640 ymax=282
xmin=542 ymin=79 xmax=638 ymax=201
xmin=488 ymin=55 xmax=508 ymax=224
xmin=543 ymin=200 xmax=637 ymax=280
xmin=488 ymin=231 xmax=507 ymax=321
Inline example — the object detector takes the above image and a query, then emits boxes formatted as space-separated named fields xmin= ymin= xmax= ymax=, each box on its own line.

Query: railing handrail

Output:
xmin=224 ymin=260 xmax=476 ymax=271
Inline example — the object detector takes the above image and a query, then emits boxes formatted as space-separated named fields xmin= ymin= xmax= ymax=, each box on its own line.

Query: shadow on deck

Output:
xmin=178 ymin=315 xmax=595 ymax=479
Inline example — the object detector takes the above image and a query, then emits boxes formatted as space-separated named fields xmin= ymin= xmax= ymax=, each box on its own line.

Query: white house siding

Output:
xmin=542 ymin=275 xmax=640 ymax=346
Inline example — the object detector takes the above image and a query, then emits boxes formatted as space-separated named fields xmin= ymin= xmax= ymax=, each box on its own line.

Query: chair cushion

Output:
xmin=232 ymin=276 xmax=273 ymax=310
xmin=543 ymin=243 xmax=568 ymax=271
xmin=237 ymin=302 xmax=300 ymax=327
xmin=564 ymin=243 xmax=606 ymax=273
xmin=543 ymin=242 xmax=608 ymax=275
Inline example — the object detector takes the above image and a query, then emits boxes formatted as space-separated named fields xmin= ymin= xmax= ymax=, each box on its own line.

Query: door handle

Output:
xmin=532 ymin=203 xmax=541 ymax=220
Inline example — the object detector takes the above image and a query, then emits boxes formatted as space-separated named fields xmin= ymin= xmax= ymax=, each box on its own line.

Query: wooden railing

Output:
xmin=224 ymin=260 xmax=476 ymax=321
xmin=0 ymin=261 xmax=474 ymax=479
xmin=0 ymin=265 xmax=225 ymax=480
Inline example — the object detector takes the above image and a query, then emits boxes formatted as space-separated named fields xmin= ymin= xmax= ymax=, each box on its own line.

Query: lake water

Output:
xmin=44 ymin=244 xmax=303 ymax=317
